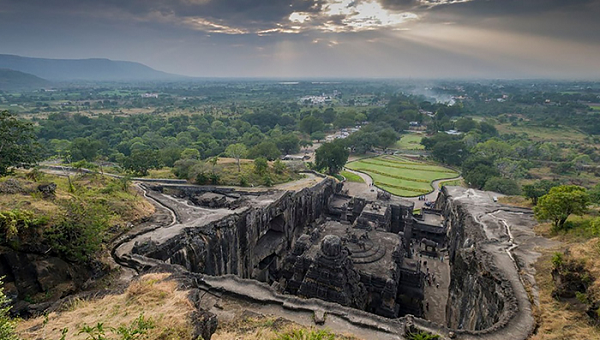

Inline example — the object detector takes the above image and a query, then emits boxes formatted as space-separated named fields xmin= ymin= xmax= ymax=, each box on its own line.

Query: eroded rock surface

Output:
xmin=437 ymin=186 xmax=555 ymax=340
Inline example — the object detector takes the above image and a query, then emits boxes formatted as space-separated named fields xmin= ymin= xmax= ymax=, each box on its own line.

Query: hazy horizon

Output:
xmin=2 ymin=0 xmax=600 ymax=79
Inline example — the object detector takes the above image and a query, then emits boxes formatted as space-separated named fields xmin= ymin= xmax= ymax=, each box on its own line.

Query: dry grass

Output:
xmin=530 ymin=223 xmax=600 ymax=340
xmin=212 ymin=315 xmax=361 ymax=340
xmin=0 ymin=172 xmax=155 ymax=226
xmin=17 ymin=273 xmax=195 ymax=340
xmin=498 ymin=195 xmax=534 ymax=209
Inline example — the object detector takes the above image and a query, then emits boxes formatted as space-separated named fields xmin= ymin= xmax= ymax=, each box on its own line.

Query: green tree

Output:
xmin=248 ymin=141 xmax=281 ymax=161
xmin=299 ymin=116 xmax=325 ymax=135
xmin=333 ymin=111 xmax=357 ymax=129
xmin=315 ymin=108 xmax=336 ymax=124
xmin=573 ymin=154 xmax=592 ymax=172
xmin=474 ymin=139 xmax=513 ymax=159
xmin=180 ymin=148 xmax=200 ymax=160
xmin=462 ymin=156 xmax=499 ymax=189
xmin=0 ymin=110 xmax=41 ymax=175
xmin=276 ymin=135 xmax=300 ymax=155
xmin=225 ymin=143 xmax=247 ymax=172
xmin=534 ymin=185 xmax=589 ymax=230
xmin=310 ymin=131 xmax=326 ymax=142
xmin=69 ymin=137 xmax=103 ymax=162
xmin=315 ymin=140 xmax=349 ymax=175
xmin=273 ymin=159 xmax=287 ymax=174
xmin=254 ymin=157 xmax=269 ymax=175
xmin=523 ymin=180 xmax=560 ymax=205
xmin=121 ymin=149 xmax=161 ymax=176
xmin=208 ymin=156 xmax=219 ymax=175
xmin=347 ymin=131 xmax=378 ymax=154
xmin=455 ymin=117 xmax=477 ymax=132
xmin=299 ymin=139 xmax=313 ymax=150
xmin=172 ymin=158 xmax=199 ymax=179
xmin=478 ymin=121 xmax=498 ymax=137
xmin=483 ymin=177 xmax=521 ymax=195
xmin=432 ymin=140 xmax=467 ymax=166
xmin=376 ymin=128 xmax=399 ymax=151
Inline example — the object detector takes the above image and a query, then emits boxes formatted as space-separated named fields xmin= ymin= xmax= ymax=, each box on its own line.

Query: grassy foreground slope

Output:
xmin=0 ymin=170 xmax=154 ymax=302
xmin=18 ymin=273 xmax=362 ymax=340
xmin=18 ymin=274 xmax=195 ymax=340
xmin=497 ymin=199 xmax=600 ymax=340
xmin=346 ymin=155 xmax=458 ymax=197
xmin=530 ymin=218 xmax=600 ymax=340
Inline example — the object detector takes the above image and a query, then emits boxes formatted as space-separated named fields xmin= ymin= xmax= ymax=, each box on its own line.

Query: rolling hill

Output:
xmin=0 ymin=54 xmax=182 ymax=81
xmin=0 ymin=68 xmax=51 ymax=90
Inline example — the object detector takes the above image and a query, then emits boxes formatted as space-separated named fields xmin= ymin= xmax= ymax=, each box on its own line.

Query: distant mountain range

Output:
xmin=0 ymin=68 xmax=51 ymax=90
xmin=0 ymin=54 xmax=182 ymax=82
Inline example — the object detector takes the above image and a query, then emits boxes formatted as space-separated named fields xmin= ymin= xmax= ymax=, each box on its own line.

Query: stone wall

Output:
xmin=436 ymin=188 xmax=517 ymax=332
xmin=132 ymin=179 xmax=337 ymax=280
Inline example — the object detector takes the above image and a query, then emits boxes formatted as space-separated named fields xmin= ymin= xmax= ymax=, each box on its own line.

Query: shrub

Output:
xmin=195 ymin=172 xmax=210 ymax=185
xmin=275 ymin=329 xmax=335 ymax=340
xmin=75 ymin=313 xmax=155 ymax=340
xmin=406 ymin=330 xmax=441 ymax=340
xmin=0 ymin=209 xmax=49 ymax=240
xmin=263 ymin=174 xmax=273 ymax=187
xmin=273 ymin=160 xmax=287 ymax=175
xmin=254 ymin=157 xmax=269 ymax=175
xmin=44 ymin=199 xmax=110 ymax=263
xmin=551 ymin=252 xmax=563 ymax=269
xmin=0 ymin=278 xmax=19 ymax=340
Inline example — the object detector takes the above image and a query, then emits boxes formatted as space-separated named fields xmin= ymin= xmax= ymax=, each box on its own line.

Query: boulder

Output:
xmin=191 ymin=310 xmax=218 ymax=340
xmin=37 ymin=183 xmax=57 ymax=198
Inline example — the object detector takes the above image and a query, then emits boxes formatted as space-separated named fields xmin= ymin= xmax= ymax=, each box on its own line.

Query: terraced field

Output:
xmin=394 ymin=133 xmax=425 ymax=150
xmin=346 ymin=155 xmax=459 ymax=197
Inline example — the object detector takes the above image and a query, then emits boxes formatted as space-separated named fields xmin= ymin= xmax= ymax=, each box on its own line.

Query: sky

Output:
xmin=1 ymin=0 xmax=600 ymax=79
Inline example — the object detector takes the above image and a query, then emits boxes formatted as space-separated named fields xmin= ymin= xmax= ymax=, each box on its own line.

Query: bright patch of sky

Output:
xmin=288 ymin=0 xmax=419 ymax=32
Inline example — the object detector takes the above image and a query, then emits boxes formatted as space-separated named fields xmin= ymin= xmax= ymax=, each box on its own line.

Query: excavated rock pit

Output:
xmin=106 ymin=177 xmax=550 ymax=340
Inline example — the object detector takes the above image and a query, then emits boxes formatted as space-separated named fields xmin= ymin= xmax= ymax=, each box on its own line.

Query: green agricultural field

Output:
xmin=496 ymin=123 xmax=588 ymax=143
xmin=394 ymin=133 xmax=425 ymax=150
xmin=346 ymin=155 xmax=458 ymax=197
xmin=590 ymin=105 xmax=600 ymax=111
xmin=340 ymin=170 xmax=365 ymax=183
xmin=439 ymin=178 xmax=464 ymax=188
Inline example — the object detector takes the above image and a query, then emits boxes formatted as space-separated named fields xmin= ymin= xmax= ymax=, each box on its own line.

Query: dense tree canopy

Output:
xmin=523 ymin=180 xmax=560 ymax=205
xmin=0 ymin=110 xmax=40 ymax=175
xmin=120 ymin=149 xmax=160 ymax=176
xmin=315 ymin=140 xmax=349 ymax=175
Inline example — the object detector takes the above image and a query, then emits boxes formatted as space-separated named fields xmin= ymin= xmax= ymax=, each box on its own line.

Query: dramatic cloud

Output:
xmin=0 ymin=0 xmax=599 ymax=78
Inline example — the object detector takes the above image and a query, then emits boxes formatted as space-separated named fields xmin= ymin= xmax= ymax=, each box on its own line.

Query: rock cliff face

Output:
xmin=440 ymin=200 xmax=503 ymax=330
xmin=131 ymin=180 xmax=338 ymax=280
xmin=436 ymin=187 xmax=522 ymax=333
xmin=0 ymin=247 xmax=92 ymax=315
